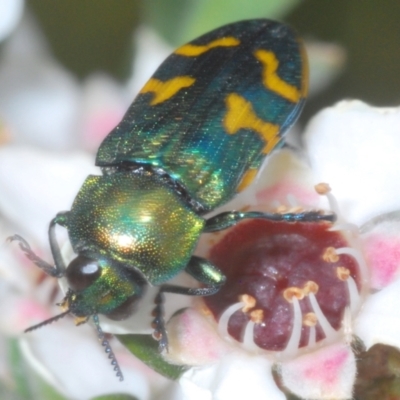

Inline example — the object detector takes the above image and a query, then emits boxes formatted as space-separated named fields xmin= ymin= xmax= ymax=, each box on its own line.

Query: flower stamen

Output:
xmin=323 ymin=247 xmax=339 ymax=262
xmin=239 ymin=294 xmax=256 ymax=312
xmin=308 ymin=292 xmax=337 ymax=340
xmin=281 ymin=296 xmax=302 ymax=358
xmin=283 ymin=287 xmax=305 ymax=302
xmin=218 ymin=301 xmax=245 ymax=341
xmin=336 ymin=247 xmax=369 ymax=285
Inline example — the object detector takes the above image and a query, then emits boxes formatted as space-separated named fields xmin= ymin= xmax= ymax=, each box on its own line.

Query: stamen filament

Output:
xmin=336 ymin=247 xmax=369 ymax=284
xmin=346 ymin=276 xmax=361 ymax=314
xmin=242 ymin=320 xmax=259 ymax=351
xmin=218 ymin=302 xmax=245 ymax=341
xmin=282 ymin=296 xmax=302 ymax=358
xmin=308 ymin=325 xmax=316 ymax=347
xmin=308 ymin=293 xmax=337 ymax=339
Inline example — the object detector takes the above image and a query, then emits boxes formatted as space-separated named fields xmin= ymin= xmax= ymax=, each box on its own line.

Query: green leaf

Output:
xmin=116 ymin=334 xmax=189 ymax=380
xmin=90 ymin=394 xmax=138 ymax=400
xmin=181 ymin=0 xmax=301 ymax=43
xmin=143 ymin=0 xmax=301 ymax=45
xmin=7 ymin=337 xmax=67 ymax=400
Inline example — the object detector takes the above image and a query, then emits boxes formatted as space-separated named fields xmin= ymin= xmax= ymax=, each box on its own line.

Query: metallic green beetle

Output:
xmin=10 ymin=19 xmax=335 ymax=380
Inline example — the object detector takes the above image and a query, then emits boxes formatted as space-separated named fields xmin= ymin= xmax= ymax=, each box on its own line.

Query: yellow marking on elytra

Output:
xmin=299 ymin=41 xmax=309 ymax=97
xmin=140 ymin=76 xmax=196 ymax=105
xmin=237 ymin=168 xmax=258 ymax=192
xmin=254 ymin=49 xmax=301 ymax=103
xmin=224 ymin=93 xmax=281 ymax=154
xmin=175 ymin=37 xmax=240 ymax=57
xmin=74 ymin=316 xmax=89 ymax=326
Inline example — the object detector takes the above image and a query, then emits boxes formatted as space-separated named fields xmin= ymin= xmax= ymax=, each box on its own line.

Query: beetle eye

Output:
xmin=66 ymin=256 xmax=101 ymax=291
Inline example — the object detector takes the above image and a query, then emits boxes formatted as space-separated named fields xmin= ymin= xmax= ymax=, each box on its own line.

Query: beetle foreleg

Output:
xmin=152 ymin=256 xmax=226 ymax=352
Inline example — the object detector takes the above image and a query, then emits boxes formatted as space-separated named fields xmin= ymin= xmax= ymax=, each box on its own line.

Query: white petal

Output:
xmin=0 ymin=0 xmax=24 ymax=42
xmin=354 ymin=278 xmax=400 ymax=349
xmin=0 ymin=146 xmax=97 ymax=245
xmin=128 ymin=26 xmax=172 ymax=95
xmin=306 ymin=41 xmax=346 ymax=97
xmin=79 ymin=74 xmax=129 ymax=151
xmin=280 ymin=343 xmax=356 ymax=399
xmin=253 ymin=149 xmax=323 ymax=209
xmin=0 ymin=15 xmax=81 ymax=149
xmin=21 ymin=321 xmax=159 ymax=400
xmin=179 ymin=352 xmax=285 ymax=400
xmin=305 ymin=100 xmax=400 ymax=225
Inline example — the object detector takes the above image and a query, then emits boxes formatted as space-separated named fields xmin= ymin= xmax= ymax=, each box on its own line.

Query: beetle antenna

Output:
xmin=24 ymin=309 xmax=71 ymax=333
xmin=93 ymin=315 xmax=124 ymax=381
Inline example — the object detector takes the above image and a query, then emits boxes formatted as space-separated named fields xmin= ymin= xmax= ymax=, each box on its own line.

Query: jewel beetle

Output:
xmin=10 ymin=19 xmax=335 ymax=380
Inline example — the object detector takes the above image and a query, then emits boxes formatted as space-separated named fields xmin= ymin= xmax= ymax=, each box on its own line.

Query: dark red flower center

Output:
xmin=204 ymin=219 xmax=361 ymax=353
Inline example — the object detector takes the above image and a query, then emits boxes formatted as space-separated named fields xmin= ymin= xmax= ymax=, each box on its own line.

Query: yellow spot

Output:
xmin=74 ymin=316 xmax=89 ymax=326
xmin=276 ymin=205 xmax=289 ymax=213
xmin=60 ymin=297 xmax=70 ymax=312
xmin=224 ymin=93 xmax=281 ymax=154
xmin=336 ymin=266 xmax=350 ymax=281
xmin=175 ymin=37 xmax=240 ymax=57
xmin=239 ymin=294 xmax=256 ymax=312
xmin=315 ymin=182 xmax=331 ymax=195
xmin=237 ymin=168 xmax=258 ymax=192
xmin=299 ymin=42 xmax=309 ymax=97
xmin=303 ymin=312 xmax=317 ymax=327
xmin=323 ymin=247 xmax=339 ymax=263
xmin=250 ymin=309 xmax=264 ymax=323
xmin=140 ymin=76 xmax=196 ymax=105
xmin=254 ymin=49 xmax=302 ymax=103
xmin=288 ymin=206 xmax=304 ymax=213
xmin=303 ymin=281 xmax=319 ymax=295
xmin=283 ymin=287 xmax=304 ymax=302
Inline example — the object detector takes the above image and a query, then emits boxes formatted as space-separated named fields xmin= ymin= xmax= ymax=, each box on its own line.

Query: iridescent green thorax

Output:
xmin=66 ymin=170 xmax=205 ymax=285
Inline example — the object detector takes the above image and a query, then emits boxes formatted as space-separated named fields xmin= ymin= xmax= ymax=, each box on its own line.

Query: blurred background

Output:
xmin=26 ymin=0 xmax=400 ymax=113
xmin=0 ymin=1 xmax=400 ymax=399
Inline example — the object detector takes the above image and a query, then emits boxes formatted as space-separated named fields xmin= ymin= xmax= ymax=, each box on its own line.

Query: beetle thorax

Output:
xmin=67 ymin=170 xmax=205 ymax=284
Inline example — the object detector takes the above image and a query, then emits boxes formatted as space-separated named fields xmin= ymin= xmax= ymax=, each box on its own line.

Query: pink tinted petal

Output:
xmin=305 ymin=100 xmax=400 ymax=225
xmin=165 ymin=308 xmax=229 ymax=366
xmin=180 ymin=353 xmax=285 ymax=400
xmin=361 ymin=220 xmax=400 ymax=289
xmin=0 ymin=294 xmax=50 ymax=335
xmin=280 ymin=343 xmax=356 ymax=399
xmin=255 ymin=149 xmax=320 ymax=209
xmin=355 ymin=279 xmax=400 ymax=350
xmin=215 ymin=149 xmax=321 ymax=215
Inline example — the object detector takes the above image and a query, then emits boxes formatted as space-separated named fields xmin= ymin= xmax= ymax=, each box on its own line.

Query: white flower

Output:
xmin=160 ymin=100 xmax=400 ymax=400
xmin=0 ymin=16 xmax=175 ymax=400
xmin=0 ymin=0 xmax=24 ymax=42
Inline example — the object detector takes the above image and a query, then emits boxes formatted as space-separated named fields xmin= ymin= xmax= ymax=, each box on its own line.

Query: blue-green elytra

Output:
xmin=9 ymin=19 xmax=336 ymax=380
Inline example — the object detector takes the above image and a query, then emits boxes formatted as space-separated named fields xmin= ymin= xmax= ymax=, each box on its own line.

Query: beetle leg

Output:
xmin=48 ymin=211 xmax=70 ymax=277
xmin=152 ymin=256 xmax=226 ymax=352
xmin=8 ymin=212 xmax=70 ymax=278
xmin=204 ymin=210 xmax=336 ymax=232
xmin=8 ymin=234 xmax=60 ymax=277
